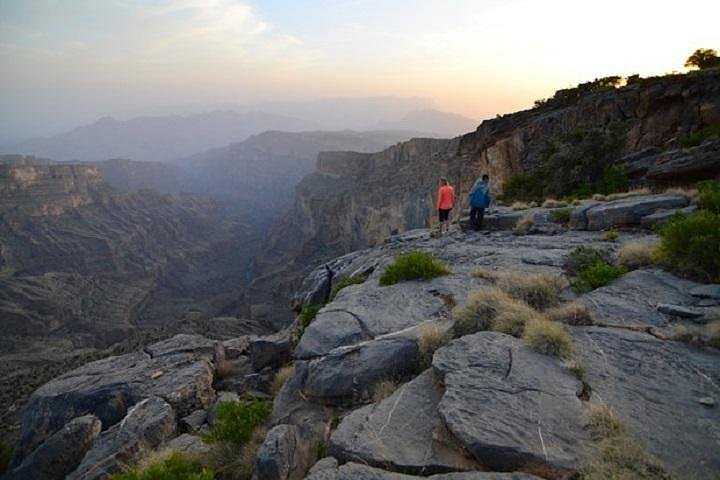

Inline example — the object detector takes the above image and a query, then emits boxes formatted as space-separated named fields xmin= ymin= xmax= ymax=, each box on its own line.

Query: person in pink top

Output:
xmin=436 ymin=177 xmax=455 ymax=234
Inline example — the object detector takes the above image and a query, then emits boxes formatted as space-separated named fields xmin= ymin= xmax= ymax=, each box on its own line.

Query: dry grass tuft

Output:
xmin=592 ymin=193 xmax=607 ymax=201
xmin=270 ymin=365 xmax=294 ymax=397
xmin=513 ymin=214 xmax=535 ymax=235
xmin=452 ymin=288 xmax=516 ymax=336
xmin=583 ymin=403 xmax=670 ymax=480
xmin=571 ymin=199 xmax=583 ymax=206
xmin=605 ymin=187 xmax=652 ymax=201
xmin=664 ymin=186 xmax=699 ymax=202
xmin=709 ymin=320 xmax=720 ymax=349
xmin=542 ymin=198 xmax=569 ymax=208
xmin=372 ymin=380 xmax=399 ymax=403
xmin=204 ymin=427 xmax=267 ymax=480
xmin=418 ymin=324 xmax=451 ymax=361
xmin=511 ymin=201 xmax=531 ymax=211
xmin=494 ymin=271 xmax=564 ymax=310
xmin=523 ymin=318 xmax=574 ymax=358
xmin=617 ymin=241 xmax=658 ymax=270
xmin=471 ymin=268 xmax=499 ymax=280
xmin=492 ymin=308 xmax=543 ymax=337
xmin=546 ymin=302 xmax=594 ymax=326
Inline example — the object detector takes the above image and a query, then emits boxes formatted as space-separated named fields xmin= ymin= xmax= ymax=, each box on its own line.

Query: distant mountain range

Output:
xmin=2 ymin=96 xmax=477 ymax=163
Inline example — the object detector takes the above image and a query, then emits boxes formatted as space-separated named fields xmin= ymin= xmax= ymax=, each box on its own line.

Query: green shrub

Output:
xmin=297 ymin=305 xmax=320 ymax=338
xmin=656 ymin=210 xmax=720 ymax=283
xmin=110 ymin=452 xmax=214 ymax=480
xmin=549 ymin=208 xmax=571 ymax=224
xmin=0 ymin=441 xmax=12 ymax=475
xmin=598 ymin=166 xmax=629 ymax=195
xmin=204 ymin=399 xmax=271 ymax=446
xmin=379 ymin=251 xmax=449 ymax=286
xmin=329 ymin=275 xmax=365 ymax=301
xmin=572 ymin=261 xmax=626 ymax=294
xmin=502 ymin=173 xmax=545 ymax=202
xmin=698 ymin=179 xmax=720 ymax=214
xmin=678 ymin=125 xmax=720 ymax=148
xmin=204 ymin=428 xmax=266 ymax=480
xmin=563 ymin=246 xmax=612 ymax=277
xmin=602 ymin=229 xmax=619 ymax=242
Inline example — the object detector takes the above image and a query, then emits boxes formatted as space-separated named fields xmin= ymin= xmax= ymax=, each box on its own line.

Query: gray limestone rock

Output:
xmin=640 ymin=205 xmax=697 ymax=227
xmin=303 ymin=336 xmax=419 ymax=405
xmin=584 ymin=195 xmax=689 ymax=230
xmin=11 ymin=334 xmax=218 ymax=467
xmin=67 ymin=396 xmax=176 ymax=480
xmin=295 ymin=281 xmax=445 ymax=359
xmin=2 ymin=415 xmax=101 ymax=480
xmin=572 ymin=327 xmax=720 ymax=479
xmin=180 ymin=409 xmax=207 ymax=433
xmin=162 ymin=433 xmax=210 ymax=458
xmin=432 ymin=332 xmax=586 ymax=478
xmin=690 ymin=284 xmax=720 ymax=301
xmin=580 ymin=269 xmax=700 ymax=328
xmin=657 ymin=303 xmax=704 ymax=319
xmin=248 ymin=330 xmax=293 ymax=370
xmin=329 ymin=370 xmax=479 ymax=474
xmin=253 ymin=424 xmax=318 ymax=480
xmin=305 ymin=462 xmax=542 ymax=480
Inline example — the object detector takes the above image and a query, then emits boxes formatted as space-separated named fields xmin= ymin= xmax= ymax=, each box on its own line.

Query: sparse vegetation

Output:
xmin=663 ymin=186 xmax=698 ymax=201
xmin=297 ymin=304 xmax=320 ymax=338
xmin=204 ymin=427 xmax=267 ymax=480
xmin=602 ymin=229 xmax=619 ymax=242
xmin=542 ymin=199 xmax=568 ymax=208
xmin=513 ymin=214 xmax=534 ymax=235
xmin=697 ymin=179 xmax=720 ymax=213
xmin=684 ymin=48 xmax=720 ymax=70
xmin=270 ymin=365 xmax=294 ymax=397
xmin=673 ymin=320 xmax=720 ymax=349
xmin=471 ymin=267 xmax=498 ymax=280
xmin=492 ymin=308 xmax=542 ymax=337
xmin=523 ymin=319 xmax=574 ymax=358
xmin=709 ymin=321 xmax=720 ymax=349
xmin=583 ymin=403 xmax=670 ymax=480
xmin=546 ymin=302 xmax=593 ymax=326
xmin=379 ymin=251 xmax=449 ymax=286
xmin=0 ymin=441 xmax=11 ymax=475
xmin=417 ymin=323 xmax=451 ymax=368
xmin=204 ymin=399 xmax=271 ymax=446
xmin=564 ymin=246 xmax=612 ymax=277
xmin=109 ymin=452 xmax=214 ymax=480
xmin=617 ymin=241 xmax=657 ymax=270
xmin=591 ymin=193 xmax=607 ymax=201
xmin=494 ymin=271 xmax=564 ymax=310
xmin=679 ymin=125 xmax=720 ymax=148
xmin=372 ymin=379 xmax=399 ymax=403
xmin=549 ymin=208 xmax=571 ymax=224
xmin=605 ymin=187 xmax=651 ymax=201
xmin=656 ymin=210 xmax=720 ymax=283
xmin=511 ymin=201 xmax=531 ymax=211
xmin=329 ymin=275 xmax=366 ymax=301
xmin=572 ymin=261 xmax=626 ymax=294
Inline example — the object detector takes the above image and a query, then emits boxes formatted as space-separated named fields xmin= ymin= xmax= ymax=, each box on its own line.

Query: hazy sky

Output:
xmin=1 ymin=0 xmax=719 ymax=142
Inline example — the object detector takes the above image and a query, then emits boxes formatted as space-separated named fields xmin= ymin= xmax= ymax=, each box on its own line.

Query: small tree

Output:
xmin=685 ymin=48 xmax=720 ymax=70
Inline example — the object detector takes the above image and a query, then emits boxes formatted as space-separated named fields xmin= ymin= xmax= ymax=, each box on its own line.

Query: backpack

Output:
xmin=470 ymin=183 xmax=490 ymax=208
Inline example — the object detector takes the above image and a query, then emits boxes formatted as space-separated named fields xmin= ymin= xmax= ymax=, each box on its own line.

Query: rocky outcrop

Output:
xmin=253 ymin=70 xmax=720 ymax=325
xmin=305 ymin=462 xmax=542 ymax=480
xmin=583 ymin=194 xmax=689 ymax=230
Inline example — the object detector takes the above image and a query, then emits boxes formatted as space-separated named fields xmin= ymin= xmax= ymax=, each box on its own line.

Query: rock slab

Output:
xmin=432 ymin=332 xmax=586 ymax=478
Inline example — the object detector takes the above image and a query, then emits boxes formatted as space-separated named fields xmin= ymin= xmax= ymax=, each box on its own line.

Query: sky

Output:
xmin=1 ymin=0 xmax=719 ymax=142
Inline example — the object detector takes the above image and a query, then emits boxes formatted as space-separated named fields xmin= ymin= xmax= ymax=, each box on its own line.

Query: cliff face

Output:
xmin=251 ymin=70 xmax=720 ymax=325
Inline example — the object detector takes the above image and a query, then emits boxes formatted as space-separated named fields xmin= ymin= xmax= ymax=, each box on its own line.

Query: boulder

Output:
xmin=656 ymin=303 xmax=704 ymax=319
xmin=2 ymin=415 xmax=101 ymax=480
xmin=643 ymin=140 xmax=720 ymax=181
xmin=295 ymin=281 xmax=445 ymax=359
xmin=305 ymin=462 xmax=542 ymax=479
xmin=572 ymin=327 xmax=720 ymax=479
xmin=482 ymin=212 xmax=524 ymax=231
xmin=433 ymin=332 xmax=587 ymax=478
xmin=67 ymin=396 xmax=176 ymax=480
xmin=162 ymin=433 xmax=210 ymax=458
xmin=580 ymin=269 xmax=700 ymax=328
xmin=640 ymin=205 xmax=697 ymax=227
xmin=12 ymin=334 xmax=217 ymax=466
xmin=329 ymin=370 xmax=480 ymax=474
xmin=253 ymin=424 xmax=318 ymax=480
xmin=303 ymin=336 xmax=419 ymax=405
xmin=180 ymin=409 xmax=207 ymax=433
xmin=584 ymin=195 xmax=689 ymax=230
xmin=248 ymin=330 xmax=292 ymax=370
xmin=568 ymin=201 xmax=601 ymax=230
xmin=690 ymin=284 xmax=720 ymax=301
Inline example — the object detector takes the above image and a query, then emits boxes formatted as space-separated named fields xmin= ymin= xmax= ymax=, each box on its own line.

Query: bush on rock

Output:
xmin=379 ymin=251 xmax=449 ymax=286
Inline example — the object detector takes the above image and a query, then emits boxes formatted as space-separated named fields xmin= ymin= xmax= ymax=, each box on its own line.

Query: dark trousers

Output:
xmin=470 ymin=207 xmax=485 ymax=230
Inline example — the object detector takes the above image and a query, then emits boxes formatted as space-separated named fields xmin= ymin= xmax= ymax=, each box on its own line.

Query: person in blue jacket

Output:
xmin=468 ymin=174 xmax=491 ymax=231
